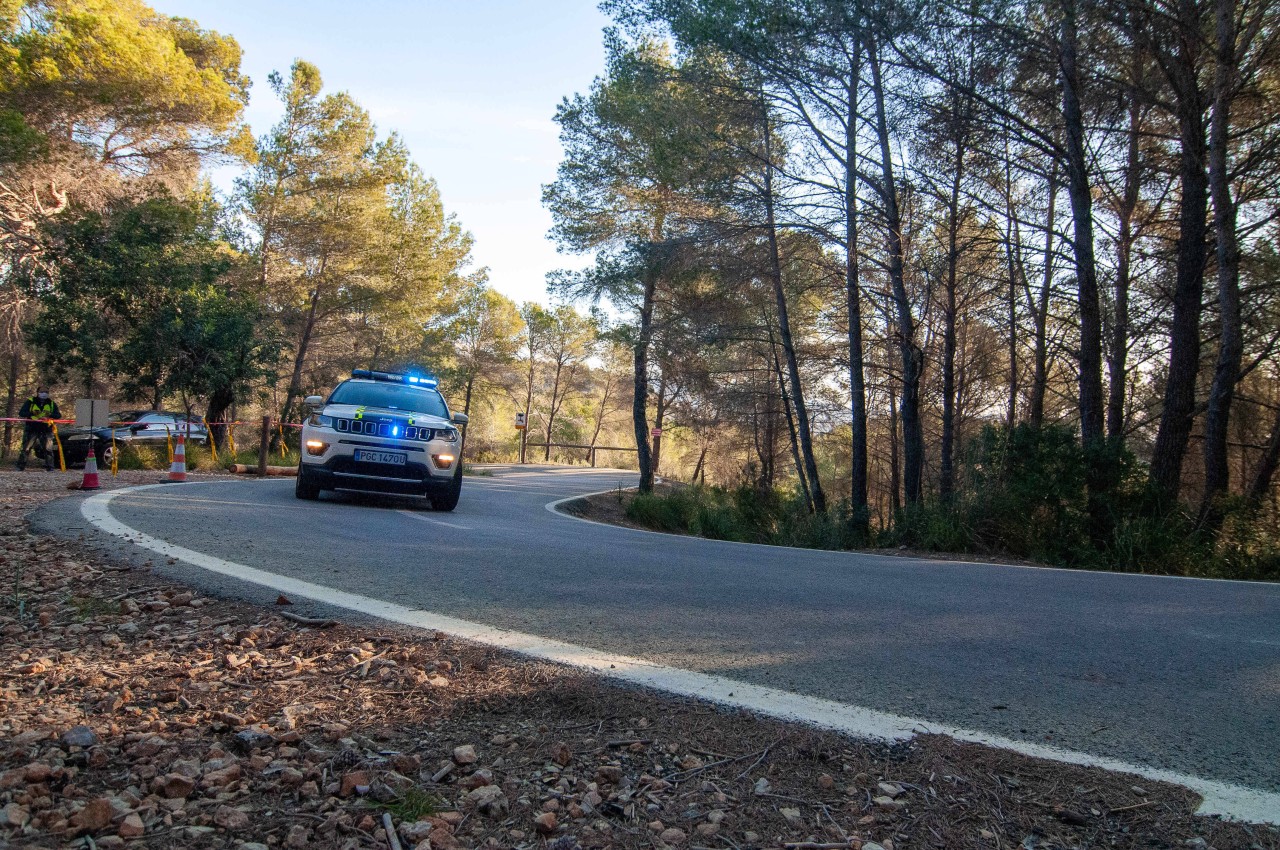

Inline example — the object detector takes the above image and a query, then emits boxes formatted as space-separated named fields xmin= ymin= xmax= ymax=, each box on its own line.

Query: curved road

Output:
xmin=35 ymin=465 xmax=1280 ymax=819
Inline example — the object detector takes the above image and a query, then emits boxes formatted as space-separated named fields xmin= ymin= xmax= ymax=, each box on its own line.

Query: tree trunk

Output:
xmin=1059 ymin=0 xmax=1111 ymax=545
xmin=869 ymin=37 xmax=924 ymax=504
xmin=762 ymin=127 xmax=826 ymax=513
xmin=280 ymin=289 xmax=321 ymax=434
xmin=1149 ymin=2 xmax=1210 ymax=506
xmin=1247 ymin=404 xmax=1280 ymax=508
xmin=1201 ymin=0 xmax=1243 ymax=521
xmin=459 ymin=375 xmax=474 ymax=458
xmin=544 ymin=360 xmax=564 ymax=462
xmin=521 ymin=339 xmax=536 ymax=465
xmin=652 ymin=375 xmax=668 ymax=476
xmin=692 ymin=446 xmax=707 ymax=484
xmin=773 ymin=336 xmax=812 ymax=512
xmin=1108 ymin=75 xmax=1141 ymax=440
xmin=1059 ymin=0 xmax=1105 ymax=448
xmin=2 ymin=351 xmax=18 ymax=458
xmin=633 ymin=262 xmax=657 ymax=493
xmin=940 ymin=131 xmax=965 ymax=500
xmin=205 ymin=385 xmax=236 ymax=453
xmin=1003 ymin=144 xmax=1020 ymax=430
xmin=888 ymin=378 xmax=901 ymax=514
xmin=1028 ymin=169 xmax=1056 ymax=428
xmin=845 ymin=50 xmax=869 ymax=518
xmin=590 ymin=374 xmax=613 ymax=451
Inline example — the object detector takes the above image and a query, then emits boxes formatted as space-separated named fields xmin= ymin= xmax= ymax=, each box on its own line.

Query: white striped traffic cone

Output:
xmin=80 ymin=450 xmax=101 ymax=491
xmin=168 ymin=435 xmax=187 ymax=482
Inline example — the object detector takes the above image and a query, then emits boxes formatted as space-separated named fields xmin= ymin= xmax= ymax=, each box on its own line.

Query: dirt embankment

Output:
xmin=0 ymin=471 xmax=1273 ymax=849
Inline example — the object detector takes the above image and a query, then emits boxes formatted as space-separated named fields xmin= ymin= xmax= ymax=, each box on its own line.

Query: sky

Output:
xmin=152 ymin=0 xmax=614 ymax=306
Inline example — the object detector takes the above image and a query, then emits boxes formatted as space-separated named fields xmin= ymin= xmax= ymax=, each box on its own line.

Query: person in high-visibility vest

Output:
xmin=16 ymin=385 xmax=61 ymax=471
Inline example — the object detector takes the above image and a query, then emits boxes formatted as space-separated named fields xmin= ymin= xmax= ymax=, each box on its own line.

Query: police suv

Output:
xmin=296 ymin=369 xmax=469 ymax=510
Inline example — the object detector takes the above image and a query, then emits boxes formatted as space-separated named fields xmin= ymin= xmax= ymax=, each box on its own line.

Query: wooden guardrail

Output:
xmin=524 ymin=442 xmax=636 ymax=467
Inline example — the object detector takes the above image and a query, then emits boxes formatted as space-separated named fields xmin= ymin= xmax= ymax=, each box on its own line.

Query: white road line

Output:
xmin=119 ymin=494 xmax=309 ymax=510
xmin=396 ymin=509 xmax=472 ymax=530
xmin=79 ymin=483 xmax=1280 ymax=825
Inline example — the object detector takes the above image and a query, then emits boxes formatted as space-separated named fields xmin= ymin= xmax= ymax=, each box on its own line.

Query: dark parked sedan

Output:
xmin=60 ymin=410 xmax=209 ymax=467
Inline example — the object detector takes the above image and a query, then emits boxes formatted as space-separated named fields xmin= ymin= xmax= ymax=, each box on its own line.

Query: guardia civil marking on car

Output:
xmin=296 ymin=370 xmax=469 ymax=511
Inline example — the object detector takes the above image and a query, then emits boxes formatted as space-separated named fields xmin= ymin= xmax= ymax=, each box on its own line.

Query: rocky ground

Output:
xmin=0 ymin=470 xmax=1275 ymax=850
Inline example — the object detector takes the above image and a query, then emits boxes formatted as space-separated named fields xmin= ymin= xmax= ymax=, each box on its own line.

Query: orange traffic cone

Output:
xmin=80 ymin=450 xmax=101 ymax=491
xmin=168 ymin=435 xmax=187 ymax=482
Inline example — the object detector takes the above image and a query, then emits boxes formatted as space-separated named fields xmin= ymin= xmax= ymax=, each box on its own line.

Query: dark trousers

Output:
xmin=17 ymin=427 xmax=52 ymax=470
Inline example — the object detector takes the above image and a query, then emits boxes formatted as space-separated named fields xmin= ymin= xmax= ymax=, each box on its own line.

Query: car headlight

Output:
xmin=437 ymin=428 xmax=458 ymax=442
xmin=310 ymin=413 xmax=334 ymax=428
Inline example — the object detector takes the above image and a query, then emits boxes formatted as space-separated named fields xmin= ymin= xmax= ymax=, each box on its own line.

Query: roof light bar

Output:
xmin=351 ymin=369 xmax=438 ymax=388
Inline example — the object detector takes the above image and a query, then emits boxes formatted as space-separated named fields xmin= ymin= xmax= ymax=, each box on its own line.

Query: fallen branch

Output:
xmin=1109 ymin=800 xmax=1154 ymax=814
xmin=227 ymin=463 xmax=297 ymax=476
xmin=279 ymin=611 xmax=337 ymax=628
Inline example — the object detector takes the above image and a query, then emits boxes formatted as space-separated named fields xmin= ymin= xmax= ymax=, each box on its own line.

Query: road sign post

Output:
xmin=516 ymin=412 xmax=528 ymax=464
xmin=74 ymin=399 xmax=110 ymax=429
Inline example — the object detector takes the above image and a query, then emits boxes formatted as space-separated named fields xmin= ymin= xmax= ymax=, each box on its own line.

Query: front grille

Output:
xmin=332 ymin=418 xmax=431 ymax=441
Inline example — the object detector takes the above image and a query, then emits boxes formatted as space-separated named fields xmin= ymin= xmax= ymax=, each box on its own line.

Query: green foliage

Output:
xmin=240 ymin=59 xmax=479 ymax=424
xmin=623 ymin=425 xmax=1280 ymax=581
xmin=881 ymin=425 xmax=1280 ymax=580
xmin=626 ymin=483 xmax=869 ymax=548
xmin=382 ymin=787 xmax=443 ymax=823
xmin=0 ymin=0 xmax=250 ymax=146
xmin=25 ymin=193 xmax=279 ymax=413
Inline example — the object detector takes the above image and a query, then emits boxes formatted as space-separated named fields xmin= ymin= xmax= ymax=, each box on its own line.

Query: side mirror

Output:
xmin=129 ymin=424 xmax=145 ymax=433
xmin=304 ymin=395 xmax=325 ymax=410
xmin=450 ymin=412 xmax=469 ymax=426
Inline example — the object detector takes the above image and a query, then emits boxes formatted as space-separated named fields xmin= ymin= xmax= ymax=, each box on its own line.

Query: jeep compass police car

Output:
xmin=296 ymin=370 xmax=469 ymax=510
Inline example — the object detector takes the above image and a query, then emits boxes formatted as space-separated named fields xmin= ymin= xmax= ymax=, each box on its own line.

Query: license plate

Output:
xmin=353 ymin=449 xmax=406 ymax=466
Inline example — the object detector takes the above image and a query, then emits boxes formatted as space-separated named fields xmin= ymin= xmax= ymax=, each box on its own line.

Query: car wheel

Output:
xmin=97 ymin=443 xmax=114 ymax=469
xmin=430 ymin=467 xmax=462 ymax=512
xmin=295 ymin=464 xmax=321 ymax=500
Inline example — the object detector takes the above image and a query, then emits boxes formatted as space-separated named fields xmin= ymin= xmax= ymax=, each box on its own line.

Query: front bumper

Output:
xmin=300 ymin=430 xmax=457 ymax=495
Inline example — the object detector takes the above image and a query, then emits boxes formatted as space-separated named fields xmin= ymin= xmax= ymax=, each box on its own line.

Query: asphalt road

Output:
xmin=35 ymin=465 xmax=1280 ymax=800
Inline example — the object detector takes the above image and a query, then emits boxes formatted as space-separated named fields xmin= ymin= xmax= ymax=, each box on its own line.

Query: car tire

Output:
xmin=97 ymin=443 xmax=114 ymax=470
xmin=430 ymin=467 xmax=463 ymax=512
xmin=295 ymin=464 xmax=321 ymax=500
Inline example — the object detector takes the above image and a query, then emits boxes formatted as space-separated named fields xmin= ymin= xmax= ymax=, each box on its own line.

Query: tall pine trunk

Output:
xmin=1201 ymin=0 xmax=1243 ymax=521
xmin=280 ymin=288 xmax=321 ymax=434
xmin=1059 ymin=0 xmax=1105 ymax=447
xmin=870 ymin=37 xmax=924 ymax=503
xmin=1059 ymin=0 xmax=1110 ymax=544
xmin=1028 ymin=170 xmax=1057 ymax=428
xmin=459 ymin=375 xmax=474 ymax=458
xmin=762 ymin=126 xmax=826 ymax=513
xmin=773 ymin=336 xmax=812 ymax=512
xmin=1149 ymin=1 xmax=1209 ymax=505
xmin=940 ymin=128 xmax=965 ymax=500
xmin=844 ymin=48 xmax=869 ymax=518
xmin=1108 ymin=75 xmax=1142 ymax=440
xmin=633 ymin=261 xmax=657 ymax=493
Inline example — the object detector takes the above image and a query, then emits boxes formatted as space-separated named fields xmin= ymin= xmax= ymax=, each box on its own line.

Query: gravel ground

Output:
xmin=1 ymin=470 xmax=1276 ymax=850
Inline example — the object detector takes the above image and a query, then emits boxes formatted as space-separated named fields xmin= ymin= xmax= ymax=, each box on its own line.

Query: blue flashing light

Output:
xmin=351 ymin=368 xmax=438 ymax=388
xmin=391 ymin=426 xmax=399 ymax=437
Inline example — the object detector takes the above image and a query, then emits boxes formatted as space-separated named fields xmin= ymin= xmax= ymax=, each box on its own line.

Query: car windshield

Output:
xmin=328 ymin=381 xmax=449 ymax=417
xmin=110 ymin=411 xmax=150 ymax=424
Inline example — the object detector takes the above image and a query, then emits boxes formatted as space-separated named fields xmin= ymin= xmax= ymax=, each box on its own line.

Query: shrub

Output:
xmin=617 ymin=425 xmax=1279 ymax=581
